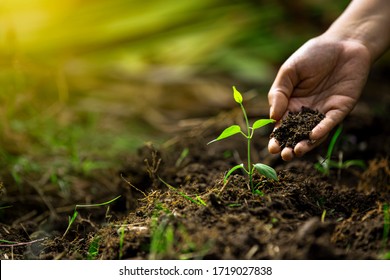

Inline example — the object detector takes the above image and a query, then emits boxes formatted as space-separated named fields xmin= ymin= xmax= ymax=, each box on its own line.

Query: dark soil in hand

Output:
xmin=270 ymin=107 xmax=325 ymax=148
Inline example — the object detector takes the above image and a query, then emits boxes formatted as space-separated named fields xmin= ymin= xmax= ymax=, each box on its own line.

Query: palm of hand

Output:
xmin=268 ymin=37 xmax=371 ymax=160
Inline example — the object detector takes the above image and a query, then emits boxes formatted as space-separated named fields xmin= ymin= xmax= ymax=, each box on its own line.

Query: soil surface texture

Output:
xmin=270 ymin=107 xmax=325 ymax=148
xmin=0 ymin=82 xmax=389 ymax=260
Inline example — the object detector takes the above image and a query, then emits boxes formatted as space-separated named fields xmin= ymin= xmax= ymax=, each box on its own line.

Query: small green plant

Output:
xmin=321 ymin=209 xmax=327 ymax=223
xmin=118 ymin=226 xmax=125 ymax=259
xmin=175 ymin=148 xmax=189 ymax=168
xmin=87 ymin=236 xmax=100 ymax=260
xmin=208 ymin=86 xmax=278 ymax=192
xmin=62 ymin=195 xmax=121 ymax=238
xmin=158 ymin=177 xmax=207 ymax=206
xmin=149 ymin=213 xmax=175 ymax=260
xmin=315 ymin=125 xmax=366 ymax=176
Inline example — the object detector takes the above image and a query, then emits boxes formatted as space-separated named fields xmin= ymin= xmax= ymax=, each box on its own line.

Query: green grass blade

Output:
xmin=0 ymin=239 xmax=18 ymax=244
xmin=119 ymin=227 xmax=125 ymax=259
xmin=342 ymin=159 xmax=366 ymax=169
xmin=196 ymin=195 xmax=207 ymax=206
xmin=158 ymin=177 xmax=205 ymax=206
xmin=87 ymin=236 xmax=100 ymax=260
xmin=326 ymin=125 xmax=343 ymax=160
xmin=75 ymin=195 xmax=121 ymax=209
xmin=63 ymin=210 xmax=79 ymax=238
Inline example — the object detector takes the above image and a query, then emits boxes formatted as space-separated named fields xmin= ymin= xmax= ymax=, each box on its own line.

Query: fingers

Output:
xmin=294 ymin=135 xmax=328 ymax=157
xmin=268 ymin=138 xmax=281 ymax=154
xmin=268 ymin=136 xmax=327 ymax=161
xmin=281 ymin=148 xmax=295 ymax=161
xmin=310 ymin=111 xmax=341 ymax=140
xmin=268 ymin=138 xmax=294 ymax=161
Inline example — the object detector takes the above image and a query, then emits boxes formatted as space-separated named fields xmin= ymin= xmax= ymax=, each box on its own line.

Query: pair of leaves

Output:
xmin=207 ymin=119 xmax=275 ymax=145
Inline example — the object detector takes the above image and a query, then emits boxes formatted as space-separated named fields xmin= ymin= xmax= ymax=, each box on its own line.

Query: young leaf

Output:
xmin=232 ymin=86 xmax=243 ymax=104
xmin=253 ymin=163 xmax=278 ymax=181
xmin=326 ymin=125 xmax=343 ymax=160
xmin=207 ymin=125 xmax=242 ymax=145
xmin=63 ymin=210 xmax=79 ymax=238
xmin=224 ymin=163 xmax=245 ymax=182
xmin=341 ymin=159 xmax=366 ymax=169
xmin=252 ymin=119 xmax=275 ymax=130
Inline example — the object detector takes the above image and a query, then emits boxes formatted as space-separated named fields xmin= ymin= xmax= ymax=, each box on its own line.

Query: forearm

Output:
xmin=324 ymin=0 xmax=390 ymax=63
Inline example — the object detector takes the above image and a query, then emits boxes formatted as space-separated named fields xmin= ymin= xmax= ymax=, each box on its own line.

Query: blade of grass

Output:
xmin=74 ymin=195 xmax=121 ymax=209
xmin=158 ymin=177 xmax=205 ymax=206
xmin=63 ymin=195 xmax=121 ymax=238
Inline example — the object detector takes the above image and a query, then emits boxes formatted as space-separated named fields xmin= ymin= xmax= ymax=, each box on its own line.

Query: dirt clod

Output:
xmin=270 ymin=107 xmax=325 ymax=148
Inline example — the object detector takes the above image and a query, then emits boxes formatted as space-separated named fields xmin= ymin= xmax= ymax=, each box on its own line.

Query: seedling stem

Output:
xmin=208 ymin=86 xmax=278 ymax=192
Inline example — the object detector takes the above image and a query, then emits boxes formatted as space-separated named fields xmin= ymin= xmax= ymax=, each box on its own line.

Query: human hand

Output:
xmin=268 ymin=35 xmax=371 ymax=161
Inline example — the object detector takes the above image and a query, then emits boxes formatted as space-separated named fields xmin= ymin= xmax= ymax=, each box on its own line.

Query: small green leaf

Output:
xmin=326 ymin=125 xmax=343 ymax=160
xmin=224 ymin=163 xmax=245 ymax=182
xmin=342 ymin=159 xmax=366 ymax=169
xmin=253 ymin=189 xmax=264 ymax=197
xmin=88 ymin=237 xmax=100 ymax=260
xmin=232 ymin=86 xmax=243 ymax=104
xmin=207 ymin=125 xmax=242 ymax=145
xmin=253 ymin=163 xmax=278 ymax=181
xmin=252 ymin=119 xmax=275 ymax=130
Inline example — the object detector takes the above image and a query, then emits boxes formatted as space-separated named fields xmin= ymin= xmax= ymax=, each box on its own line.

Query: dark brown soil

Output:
xmin=98 ymin=114 xmax=389 ymax=260
xmin=270 ymin=107 xmax=325 ymax=148
xmin=0 ymin=82 xmax=389 ymax=260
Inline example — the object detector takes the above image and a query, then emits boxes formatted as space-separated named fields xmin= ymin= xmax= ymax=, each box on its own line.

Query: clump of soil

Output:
xmin=270 ymin=107 xmax=325 ymax=148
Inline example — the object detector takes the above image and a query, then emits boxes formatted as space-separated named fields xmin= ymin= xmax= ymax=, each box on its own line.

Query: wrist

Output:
xmin=324 ymin=0 xmax=390 ymax=63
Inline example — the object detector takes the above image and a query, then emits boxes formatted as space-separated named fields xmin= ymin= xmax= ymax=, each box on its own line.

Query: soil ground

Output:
xmin=0 ymin=71 xmax=389 ymax=260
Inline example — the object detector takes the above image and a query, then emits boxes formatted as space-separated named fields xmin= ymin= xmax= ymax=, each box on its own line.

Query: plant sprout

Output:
xmin=87 ymin=236 xmax=100 ymax=260
xmin=62 ymin=195 xmax=121 ymax=238
xmin=208 ymin=86 xmax=278 ymax=192
xmin=159 ymin=177 xmax=207 ymax=206
xmin=315 ymin=125 xmax=366 ymax=176
xmin=119 ymin=226 xmax=125 ymax=259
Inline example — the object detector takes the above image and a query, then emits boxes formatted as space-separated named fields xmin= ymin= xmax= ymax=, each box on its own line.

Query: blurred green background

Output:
xmin=0 ymin=0 xmax=354 ymax=190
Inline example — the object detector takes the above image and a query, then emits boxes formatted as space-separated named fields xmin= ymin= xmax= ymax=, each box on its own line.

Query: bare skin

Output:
xmin=268 ymin=0 xmax=390 ymax=161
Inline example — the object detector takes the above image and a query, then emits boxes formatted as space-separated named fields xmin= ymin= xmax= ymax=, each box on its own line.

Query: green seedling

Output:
xmin=149 ymin=215 xmax=175 ymax=260
xmin=175 ymin=148 xmax=189 ymax=168
xmin=208 ymin=86 xmax=278 ymax=192
xmin=62 ymin=195 xmax=121 ymax=238
xmin=315 ymin=125 xmax=366 ymax=176
xmin=321 ymin=209 xmax=327 ymax=223
xmin=87 ymin=236 xmax=100 ymax=260
xmin=158 ymin=177 xmax=207 ymax=206
xmin=118 ymin=226 xmax=125 ymax=259
xmin=0 ymin=237 xmax=47 ymax=249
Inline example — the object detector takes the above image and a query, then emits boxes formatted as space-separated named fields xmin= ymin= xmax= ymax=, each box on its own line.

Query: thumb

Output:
xmin=268 ymin=65 xmax=297 ymax=120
